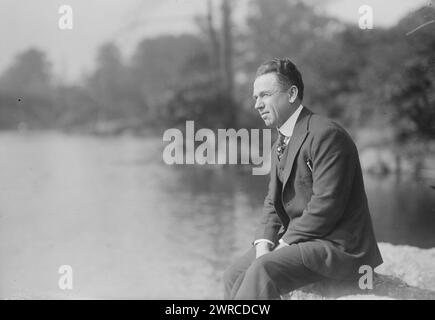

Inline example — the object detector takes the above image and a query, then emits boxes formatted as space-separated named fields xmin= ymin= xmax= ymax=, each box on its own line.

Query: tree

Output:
xmin=0 ymin=48 xmax=54 ymax=128
xmin=0 ymin=48 xmax=52 ymax=96
xmin=89 ymin=42 xmax=146 ymax=125
xmin=129 ymin=34 xmax=239 ymax=128
xmin=384 ymin=5 xmax=435 ymax=140
xmin=130 ymin=35 xmax=208 ymax=106
xmin=388 ymin=57 xmax=435 ymax=139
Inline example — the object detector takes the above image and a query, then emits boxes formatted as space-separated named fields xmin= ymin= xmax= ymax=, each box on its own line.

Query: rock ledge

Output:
xmin=283 ymin=242 xmax=435 ymax=300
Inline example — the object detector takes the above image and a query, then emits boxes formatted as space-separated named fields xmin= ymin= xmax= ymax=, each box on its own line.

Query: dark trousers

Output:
xmin=223 ymin=244 xmax=325 ymax=300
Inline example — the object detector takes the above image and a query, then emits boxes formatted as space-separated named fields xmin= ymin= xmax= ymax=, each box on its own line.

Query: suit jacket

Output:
xmin=254 ymin=107 xmax=383 ymax=280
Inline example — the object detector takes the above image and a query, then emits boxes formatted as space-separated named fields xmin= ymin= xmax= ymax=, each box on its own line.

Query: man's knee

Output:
xmin=223 ymin=248 xmax=256 ymax=285
xmin=245 ymin=254 xmax=272 ymax=277
xmin=223 ymin=265 xmax=234 ymax=286
xmin=223 ymin=261 xmax=244 ymax=287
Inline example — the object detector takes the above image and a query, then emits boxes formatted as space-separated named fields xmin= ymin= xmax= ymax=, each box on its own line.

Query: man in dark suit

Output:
xmin=223 ymin=58 xmax=383 ymax=300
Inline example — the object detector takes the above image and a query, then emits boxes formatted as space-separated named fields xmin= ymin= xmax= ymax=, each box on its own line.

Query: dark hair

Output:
xmin=255 ymin=58 xmax=304 ymax=101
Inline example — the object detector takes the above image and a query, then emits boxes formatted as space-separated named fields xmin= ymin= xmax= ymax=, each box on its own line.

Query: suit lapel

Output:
xmin=281 ymin=107 xmax=312 ymax=193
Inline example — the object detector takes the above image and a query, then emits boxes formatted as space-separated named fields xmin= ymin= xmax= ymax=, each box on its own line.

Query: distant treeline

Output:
xmin=0 ymin=0 xmax=434 ymax=140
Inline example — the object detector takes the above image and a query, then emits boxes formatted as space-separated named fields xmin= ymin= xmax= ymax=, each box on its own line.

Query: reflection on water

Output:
xmin=365 ymin=174 xmax=435 ymax=249
xmin=0 ymin=132 xmax=434 ymax=299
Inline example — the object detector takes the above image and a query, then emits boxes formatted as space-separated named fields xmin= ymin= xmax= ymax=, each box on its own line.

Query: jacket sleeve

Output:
xmin=281 ymin=127 xmax=357 ymax=245
xmin=253 ymin=144 xmax=282 ymax=245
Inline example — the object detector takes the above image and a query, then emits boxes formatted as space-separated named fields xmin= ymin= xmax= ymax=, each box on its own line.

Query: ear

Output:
xmin=288 ymin=85 xmax=298 ymax=103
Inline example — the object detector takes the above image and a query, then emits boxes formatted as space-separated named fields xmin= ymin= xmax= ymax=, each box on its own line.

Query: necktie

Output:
xmin=276 ymin=131 xmax=288 ymax=161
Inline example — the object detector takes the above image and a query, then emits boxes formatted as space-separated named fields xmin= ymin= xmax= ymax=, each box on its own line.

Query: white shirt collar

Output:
xmin=278 ymin=104 xmax=304 ymax=137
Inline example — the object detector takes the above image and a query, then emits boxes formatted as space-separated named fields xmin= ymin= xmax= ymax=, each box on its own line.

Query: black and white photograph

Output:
xmin=0 ymin=0 xmax=434 ymax=302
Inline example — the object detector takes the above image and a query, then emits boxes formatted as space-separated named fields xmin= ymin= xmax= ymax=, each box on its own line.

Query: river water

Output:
xmin=0 ymin=132 xmax=434 ymax=299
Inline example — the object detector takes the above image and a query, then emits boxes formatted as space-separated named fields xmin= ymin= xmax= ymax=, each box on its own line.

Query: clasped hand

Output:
xmin=255 ymin=241 xmax=289 ymax=259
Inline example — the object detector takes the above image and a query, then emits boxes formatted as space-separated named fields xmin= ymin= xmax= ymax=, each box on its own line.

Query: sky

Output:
xmin=0 ymin=0 xmax=430 ymax=83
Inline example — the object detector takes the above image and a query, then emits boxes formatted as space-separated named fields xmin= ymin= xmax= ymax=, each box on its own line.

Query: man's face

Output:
xmin=253 ymin=73 xmax=292 ymax=127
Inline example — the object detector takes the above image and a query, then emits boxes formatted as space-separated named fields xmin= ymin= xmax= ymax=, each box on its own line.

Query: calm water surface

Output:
xmin=0 ymin=132 xmax=434 ymax=299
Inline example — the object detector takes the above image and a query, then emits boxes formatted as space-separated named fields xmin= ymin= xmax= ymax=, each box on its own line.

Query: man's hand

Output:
xmin=255 ymin=242 xmax=272 ymax=259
